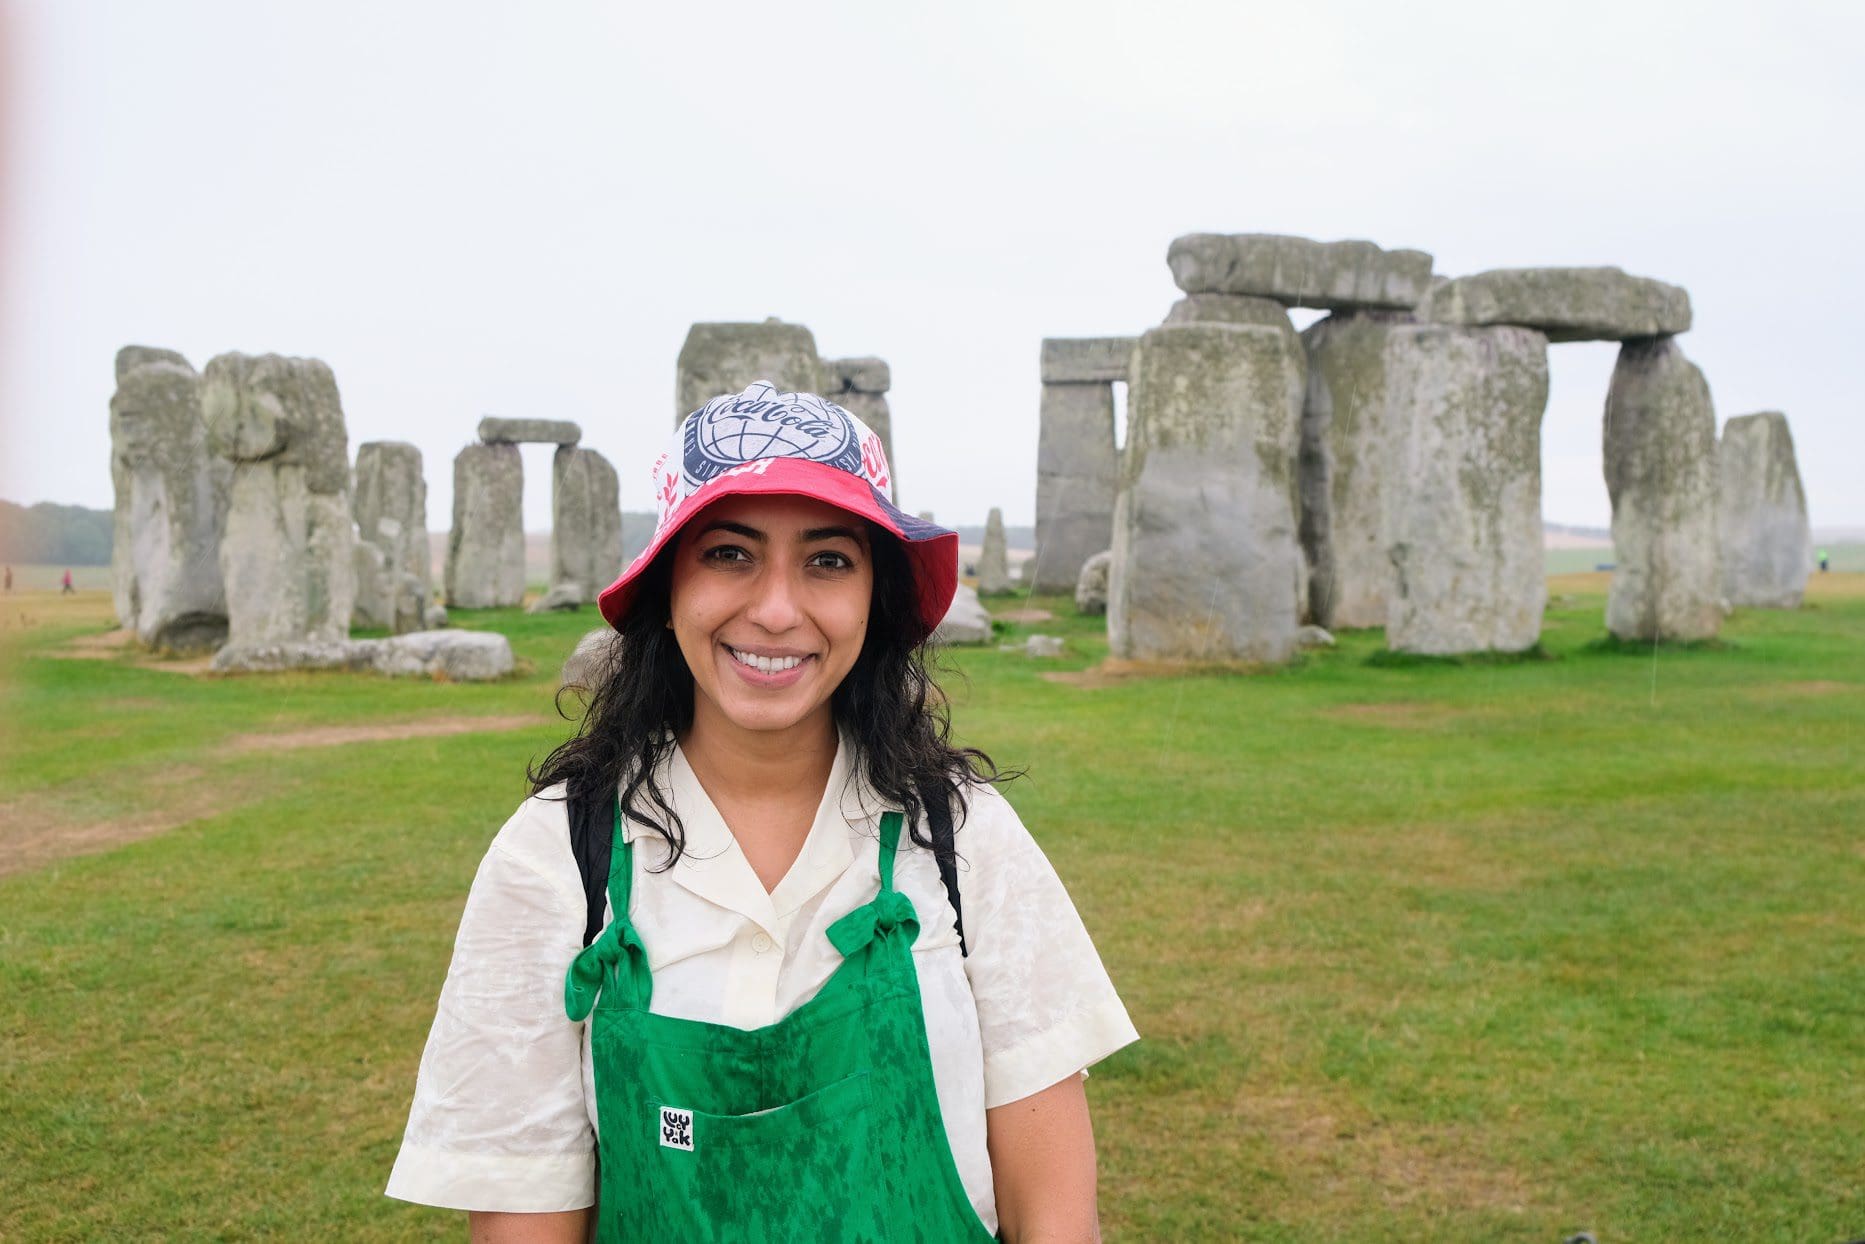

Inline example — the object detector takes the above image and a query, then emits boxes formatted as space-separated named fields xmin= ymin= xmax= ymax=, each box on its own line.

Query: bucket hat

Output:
xmin=596 ymin=381 xmax=958 ymax=639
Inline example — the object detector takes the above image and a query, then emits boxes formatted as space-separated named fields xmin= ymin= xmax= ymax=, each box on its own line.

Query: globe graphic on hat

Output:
xmin=698 ymin=407 xmax=847 ymax=464
xmin=682 ymin=384 xmax=865 ymax=486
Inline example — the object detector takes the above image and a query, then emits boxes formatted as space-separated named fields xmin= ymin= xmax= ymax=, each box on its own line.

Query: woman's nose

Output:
xmin=744 ymin=566 xmax=805 ymax=632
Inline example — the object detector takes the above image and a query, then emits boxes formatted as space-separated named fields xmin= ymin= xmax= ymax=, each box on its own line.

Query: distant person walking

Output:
xmin=1818 ymin=548 xmax=1830 ymax=573
xmin=3 ymin=565 xmax=11 ymax=593
xmin=60 ymin=569 xmax=74 ymax=595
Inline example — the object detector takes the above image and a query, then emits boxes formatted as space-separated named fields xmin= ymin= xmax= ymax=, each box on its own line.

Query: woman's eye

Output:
xmin=703 ymin=545 xmax=751 ymax=564
xmin=810 ymin=551 xmax=855 ymax=570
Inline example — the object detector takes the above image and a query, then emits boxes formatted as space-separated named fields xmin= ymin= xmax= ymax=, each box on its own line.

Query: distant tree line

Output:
xmin=0 ymin=501 xmax=113 ymax=566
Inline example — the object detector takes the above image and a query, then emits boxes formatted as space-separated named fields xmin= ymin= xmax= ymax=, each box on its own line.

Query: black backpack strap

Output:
xmin=921 ymin=784 xmax=968 ymax=958
xmin=568 ymin=783 xmax=617 ymax=949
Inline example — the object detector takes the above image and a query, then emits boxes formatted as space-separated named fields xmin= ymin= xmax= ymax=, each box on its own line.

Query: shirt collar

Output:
xmin=621 ymin=730 xmax=888 ymax=932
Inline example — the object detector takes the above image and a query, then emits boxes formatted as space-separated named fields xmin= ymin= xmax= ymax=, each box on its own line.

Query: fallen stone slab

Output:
xmin=932 ymin=583 xmax=992 ymax=646
xmin=1040 ymin=338 xmax=1137 ymax=384
xmin=477 ymin=417 xmax=583 ymax=445
xmin=1167 ymin=233 xmax=1433 ymax=311
xmin=1719 ymin=411 xmax=1811 ymax=609
xmin=1419 ymin=267 xmax=1691 ymax=342
xmin=561 ymin=626 xmax=623 ymax=696
xmin=211 ymin=629 xmax=514 ymax=680
xmin=527 ymin=582 xmax=585 ymax=613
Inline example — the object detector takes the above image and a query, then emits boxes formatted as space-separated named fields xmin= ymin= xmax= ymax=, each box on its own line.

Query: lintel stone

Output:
xmin=1167 ymin=233 xmax=1434 ymax=311
xmin=1040 ymin=337 xmax=1137 ymax=384
xmin=478 ymin=417 xmax=583 ymax=445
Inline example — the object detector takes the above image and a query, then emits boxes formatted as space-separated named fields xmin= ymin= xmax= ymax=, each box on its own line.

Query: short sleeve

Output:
xmin=958 ymin=786 xmax=1139 ymax=1109
xmin=385 ymin=798 xmax=595 ymax=1212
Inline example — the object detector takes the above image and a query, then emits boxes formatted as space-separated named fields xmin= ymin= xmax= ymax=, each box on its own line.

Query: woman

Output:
xmin=387 ymin=383 xmax=1137 ymax=1241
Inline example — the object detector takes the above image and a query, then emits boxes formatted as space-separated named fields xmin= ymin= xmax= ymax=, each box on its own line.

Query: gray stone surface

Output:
xmin=1074 ymin=549 xmax=1112 ymax=616
xmin=1604 ymin=337 xmax=1723 ymax=641
xmin=1296 ymin=624 xmax=1336 ymax=649
xmin=675 ymin=320 xmax=825 ymax=422
xmin=527 ymin=581 xmax=585 ymax=613
xmin=551 ymin=445 xmax=622 ymax=601
xmin=353 ymin=441 xmax=430 ymax=633
xmin=1382 ymin=325 xmax=1550 ymax=654
xmin=1110 ymin=323 xmax=1306 ymax=663
xmin=931 ymin=583 xmax=991 ymax=645
xmin=1033 ymin=382 xmax=1118 ymax=593
xmin=823 ymin=356 xmax=891 ymax=394
xmin=351 ymin=541 xmax=391 ymax=630
xmin=1039 ymin=338 xmax=1137 ymax=384
xmin=108 ymin=347 xmax=231 ymax=652
xmin=1717 ymin=412 xmax=1811 ymax=608
xmin=1023 ymin=635 xmax=1065 ymax=658
xmin=210 ymin=629 xmax=513 ymax=680
xmin=203 ymin=352 xmax=354 ymax=652
xmin=445 ymin=443 xmax=525 ymax=608
xmin=1420 ymin=267 xmax=1691 ymax=342
xmin=561 ymin=626 xmax=623 ymax=697
xmin=476 ymin=417 xmax=583 ymax=445
xmin=1167 ymin=233 xmax=1433 ymax=311
xmin=1164 ymin=294 xmax=1292 ymax=328
xmin=1297 ymin=311 xmax=1415 ymax=629
xmin=977 ymin=507 xmax=1012 ymax=595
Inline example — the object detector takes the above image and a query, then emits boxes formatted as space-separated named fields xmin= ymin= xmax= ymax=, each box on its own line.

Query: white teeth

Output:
xmin=729 ymin=647 xmax=804 ymax=674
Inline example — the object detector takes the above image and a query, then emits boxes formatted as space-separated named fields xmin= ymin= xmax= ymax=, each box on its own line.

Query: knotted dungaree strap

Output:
xmin=825 ymin=812 xmax=919 ymax=957
xmin=565 ymin=803 xmax=648 ymax=1022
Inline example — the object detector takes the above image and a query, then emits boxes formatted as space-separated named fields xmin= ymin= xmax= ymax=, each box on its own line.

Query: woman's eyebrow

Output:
xmin=803 ymin=525 xmax=866 ymax=545
xmin=697 ymin=520 xmax=763 ymax=541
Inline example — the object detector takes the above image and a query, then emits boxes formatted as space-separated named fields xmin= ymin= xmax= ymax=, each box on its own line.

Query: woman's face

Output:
xmin=669 ymin=493 xmax=874 ymax=744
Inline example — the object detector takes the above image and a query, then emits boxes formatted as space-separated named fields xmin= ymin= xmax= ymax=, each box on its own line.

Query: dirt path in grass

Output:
xmin=0 ymin=716 xmax=546 ymax=878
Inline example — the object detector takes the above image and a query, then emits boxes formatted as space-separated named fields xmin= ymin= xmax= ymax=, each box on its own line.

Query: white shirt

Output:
xmin=386 ymin=735 xmax=1138 ymax=1232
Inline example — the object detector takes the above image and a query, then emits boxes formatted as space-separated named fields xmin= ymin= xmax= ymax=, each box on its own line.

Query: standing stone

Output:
xmin=1033 ymin=381 xmax=1118 ymax=593
xmin=445 ymin=443 xmax=524 ymax=609
xmin=1110 ymin=323 xmax=1305 ymax=663
xmin=675 ymin=320 xmax=824 ymax=422
xmin=353 ymin=441 xmax=430 ymax=632
xmin=203 ymin=353 xmax=355 ymax=654
xmin=1166 ymin=233 xmax=1434 ymax=311
xmin=1075 ymin=549 xmax=1112 ymax=616
xmin=822 ymin=358 xmax=895 ymax=500
xmin=1718 ymin=412 xmax=1811 ymax=608
xmin=108 ymin=347 xmax=232 ymax=652
xmin=1381 ymin=326 xmax=1550 ymax=654
xmin=1298 ymin=311 xmax=1415 ymax=629
xmin=552 ymin=446 xmax=623 ymax=602
xmin=1604 ymin=337 xmax=1723 ymax=642
xmin=976 ymin=508 xmax=1012 ymax=595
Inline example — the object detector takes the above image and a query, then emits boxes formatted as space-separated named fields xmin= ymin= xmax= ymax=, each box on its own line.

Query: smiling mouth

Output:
xmin=725 ymin=645 xmax=812 ymax=675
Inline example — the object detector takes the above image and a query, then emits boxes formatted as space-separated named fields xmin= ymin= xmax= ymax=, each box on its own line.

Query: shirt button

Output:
xmin=751 ymin=932 xmax=774 ymax=953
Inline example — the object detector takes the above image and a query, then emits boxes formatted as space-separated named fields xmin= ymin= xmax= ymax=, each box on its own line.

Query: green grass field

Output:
xmin=2 ymin=576 xmax=1860 ymax=1242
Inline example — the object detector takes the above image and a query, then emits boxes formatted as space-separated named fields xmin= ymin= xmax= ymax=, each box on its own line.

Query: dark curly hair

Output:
xmin=527 ymin=520 xmax=1012 ymax=869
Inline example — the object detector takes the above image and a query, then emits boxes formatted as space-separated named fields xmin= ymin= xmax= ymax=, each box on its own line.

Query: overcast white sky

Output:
xmin=3 ymin=0 xmax=1860 ymax=532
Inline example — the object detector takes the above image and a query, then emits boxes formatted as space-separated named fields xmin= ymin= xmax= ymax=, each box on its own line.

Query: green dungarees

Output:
xmin=564 ymin=810 xmax=998 ymax=1242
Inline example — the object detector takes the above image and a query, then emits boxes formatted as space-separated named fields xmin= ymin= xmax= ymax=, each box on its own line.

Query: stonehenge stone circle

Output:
xmin=108 ymin=347 xmax=231 ymax=653
xmin=1603 ymin=337 xmax=1723 ymax=642
xmin=822 ymin=357 xmax=895 ymax=499
xmin=1382 ymin=325 xmax=1551 ymax=654
xmin=202 ymin=352 xmax=355 ymax=657
xmin=977 ymin=507 xmax=1012 ymax=595
xmin=1297 ymin=311 xmax=1415 ymax=629
xmin=353 ymin=441 xmax=430 ymax=633
xmin=1074 ymin=549 xmax=1112 ymax=616
xmin=1033 ymin=372 xmax=1118 ymax=593
xmin=1110 ymin=323 xmax=1305 ymax=664
xmin=675 ymin=320 xmax=825 ymax=421
xmin=1167 ymin=233 xmax=1434 ymax=311
xmin=551 ymin=445 xmax=622 ymax=601
xmin=445 ymin=443 xmax=525 ymax=608
xmin=1420 ymin=267 xmax=1691 ymax=342
xmin=1039 ymin=338 xmax=1136 ymax=384
xmin=477 ymin=417 xmax=582 ymax=445
xmin=1718 ymin=412 xmax=1811 ymax=609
